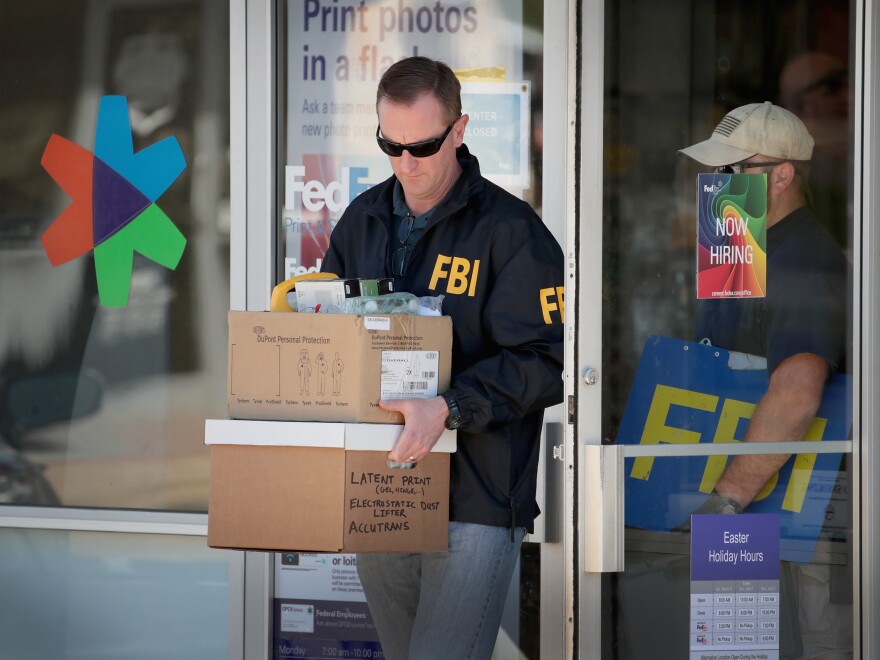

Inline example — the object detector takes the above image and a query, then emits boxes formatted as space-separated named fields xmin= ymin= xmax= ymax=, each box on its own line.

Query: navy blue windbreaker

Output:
xmin=322 ymin=145 xmax=565 ymax=532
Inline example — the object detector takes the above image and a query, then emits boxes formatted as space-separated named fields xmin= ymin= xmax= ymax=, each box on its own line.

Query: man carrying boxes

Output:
xmin=321 ymin=56 xmax=565 ymax=660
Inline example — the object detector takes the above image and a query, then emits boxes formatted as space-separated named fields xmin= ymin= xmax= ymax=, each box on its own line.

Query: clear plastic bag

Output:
xmin=340 ymin=293 xmax=445 ymax=316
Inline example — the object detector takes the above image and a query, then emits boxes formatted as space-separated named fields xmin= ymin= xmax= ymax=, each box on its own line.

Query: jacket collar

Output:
xmin=364 ymin=144 xmax=483 ymax=227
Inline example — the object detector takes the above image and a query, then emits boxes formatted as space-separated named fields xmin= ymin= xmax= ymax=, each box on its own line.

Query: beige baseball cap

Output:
xmin=679 ymin=101 xmax=814 ymax=166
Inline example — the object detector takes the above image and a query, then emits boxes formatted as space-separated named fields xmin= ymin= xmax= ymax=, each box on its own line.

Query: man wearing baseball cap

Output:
xmin=679 ymin=102 xmax=849 ymax=516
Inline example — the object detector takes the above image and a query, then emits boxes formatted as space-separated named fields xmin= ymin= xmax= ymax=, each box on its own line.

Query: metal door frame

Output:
xmin=858 ymin=0 xmax=880 ymax=654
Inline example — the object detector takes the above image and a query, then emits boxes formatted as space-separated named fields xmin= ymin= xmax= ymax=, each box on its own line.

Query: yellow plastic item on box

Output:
xmin=269 ymin=272 xmax=339 ymax=312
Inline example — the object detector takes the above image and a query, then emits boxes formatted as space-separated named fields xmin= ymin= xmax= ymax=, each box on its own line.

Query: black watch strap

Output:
xmin=441 ymin=391 xmax=463 ymax=430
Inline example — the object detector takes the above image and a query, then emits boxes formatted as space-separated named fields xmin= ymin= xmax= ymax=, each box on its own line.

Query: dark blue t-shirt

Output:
xmin=695 ymin=206 xmax=849 ymax=375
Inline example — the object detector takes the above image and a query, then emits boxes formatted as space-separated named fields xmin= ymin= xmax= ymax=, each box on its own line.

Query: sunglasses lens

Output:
xmin=377 ymin=137 xmax=403 ymax=157
xmin=377 ymin=136 xmax=441 ymax=159
xmin=392 ymin=246 xmax=407 ymax=276
xmin=377 ymin=119 xmax=457 ymax=159
xmin=398 ymin=215 xmax=415 ymax=242
xmin=407 ymin=141 xmax=440 ymax=158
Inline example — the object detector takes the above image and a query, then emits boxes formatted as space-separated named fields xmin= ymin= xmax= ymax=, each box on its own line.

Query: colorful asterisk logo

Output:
xmin=40 ymin=95 xmax=187 ymax=307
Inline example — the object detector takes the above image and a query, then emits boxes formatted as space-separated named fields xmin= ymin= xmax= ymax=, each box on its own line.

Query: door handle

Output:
xmin=584 ymin=444 xmax=625 ymax=572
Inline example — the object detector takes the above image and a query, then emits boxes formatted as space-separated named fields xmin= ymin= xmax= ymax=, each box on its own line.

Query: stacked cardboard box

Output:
xmin=207 ymin=310 xmax=455 ymax=553
xmin=227 ymin=311 xmax=452 ymax=424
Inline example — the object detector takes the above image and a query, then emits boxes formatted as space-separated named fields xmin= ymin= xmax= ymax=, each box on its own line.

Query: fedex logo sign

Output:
xmin=285 ymin=165 xmax=371 ymax=213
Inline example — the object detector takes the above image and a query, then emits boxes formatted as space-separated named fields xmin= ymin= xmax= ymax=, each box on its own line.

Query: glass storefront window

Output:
xmin=0 ymin=527 xmax=231 ymax=658
xmin=602 ymin=0 xmax=853 ymax=437
xmin=601 ymin=0 xmax=854 ymax=657
xmin=608 ymin=454 xmax=852 ymax=658
xmin=0 ymin=1 xmax=230 ymax=511
xmin=276 ymin=0 xmax=556 ymax=281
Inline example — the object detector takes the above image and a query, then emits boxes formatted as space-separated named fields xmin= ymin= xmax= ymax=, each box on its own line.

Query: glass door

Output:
xmin=576 ymin=0 xmax=860 ymax=657
xmin=255 ymin=1 xmax=572 ymax=658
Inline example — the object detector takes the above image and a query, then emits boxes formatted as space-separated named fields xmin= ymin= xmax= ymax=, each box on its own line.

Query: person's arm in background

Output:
xmin=711 ymin=351 xmax=829 ymax=508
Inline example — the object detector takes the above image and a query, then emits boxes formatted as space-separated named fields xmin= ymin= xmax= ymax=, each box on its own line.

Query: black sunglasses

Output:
xmin=801 ymin=69 xmax=848 ymax=97
xmin=392 ymin=214 xmax=416 ymax=277
xmin=376 ymin=117 xmax=460 ymax=158
xmin=716 ymin=161 xmax=782 ymax=174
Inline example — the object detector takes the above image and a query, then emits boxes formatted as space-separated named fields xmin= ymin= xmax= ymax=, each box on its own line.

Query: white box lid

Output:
xmin=204 ymin=419 xmax=456 ymax=452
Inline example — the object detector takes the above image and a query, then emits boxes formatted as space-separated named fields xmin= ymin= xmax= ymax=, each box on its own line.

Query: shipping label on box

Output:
xmin=227 ymin=311 xmax=452 ymax=424
xmin=380 ymin=350 xmax=440 ymax=399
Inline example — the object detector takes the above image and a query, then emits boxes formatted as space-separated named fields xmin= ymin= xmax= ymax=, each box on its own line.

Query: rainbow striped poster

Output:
xmin=697 ymin=174 xmax=767 ymax=299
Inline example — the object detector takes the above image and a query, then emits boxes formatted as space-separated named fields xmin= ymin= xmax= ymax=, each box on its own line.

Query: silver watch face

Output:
xmin=443 ymin=394 xmax=461 ymax=429
xmin=719 ymin=500 xmax=740 ymax=515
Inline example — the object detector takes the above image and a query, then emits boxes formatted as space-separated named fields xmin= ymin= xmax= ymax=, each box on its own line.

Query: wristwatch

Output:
xmin=696 ymin=489 xmax=744 ymax=515
xmin=441 ymin=391 xmax=463 ymax=430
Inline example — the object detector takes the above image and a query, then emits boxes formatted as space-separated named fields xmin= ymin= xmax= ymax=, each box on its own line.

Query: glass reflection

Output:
xmin=603 ymin=0 xmax=854 ymax=657
xmin=0 ymin=1 xmax=230 ymax=510
xmin=0 ymin=527 xmax=229 ymax=658
xmin=611 ymin=454 xmax=852 ymax=659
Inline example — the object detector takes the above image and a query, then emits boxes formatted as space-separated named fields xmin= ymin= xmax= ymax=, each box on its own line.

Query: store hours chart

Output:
xmin=690 ymin=514 xmax=781 ymax=660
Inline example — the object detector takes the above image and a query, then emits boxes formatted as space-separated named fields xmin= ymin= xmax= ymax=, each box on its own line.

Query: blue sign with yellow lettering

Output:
xmin=617 ymin=335 xmax=851 ymax=562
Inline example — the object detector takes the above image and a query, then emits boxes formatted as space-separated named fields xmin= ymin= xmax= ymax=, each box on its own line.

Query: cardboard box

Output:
xmin=205 ymin=419 xmax=455 ymax=553
xmin=227 ymin=311 xmax=452 ymax=423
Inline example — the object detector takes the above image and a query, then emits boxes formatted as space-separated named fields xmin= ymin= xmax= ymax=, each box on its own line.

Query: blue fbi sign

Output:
xmin=617 ymin=336 xmax=850 ymax=562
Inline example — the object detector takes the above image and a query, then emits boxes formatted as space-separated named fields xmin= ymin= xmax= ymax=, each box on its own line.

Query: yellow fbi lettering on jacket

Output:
xmin=539 ymin=286 xmax=564 ymax=324
xmin=428 ymin=254 xmax=564 ymax=324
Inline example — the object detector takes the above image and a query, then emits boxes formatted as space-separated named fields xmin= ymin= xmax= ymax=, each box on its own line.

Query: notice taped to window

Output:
xmin=274 ymin=553 xmax=381 ymax=659
xmin=690 ymin=513 xmax=780 ymax=659
xmin=696 ymin=173 xmax=767 ymax=299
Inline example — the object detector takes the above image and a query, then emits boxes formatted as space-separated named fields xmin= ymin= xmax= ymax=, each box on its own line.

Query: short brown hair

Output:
xmin=376 ymin=56 xmax=461 ymax=123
